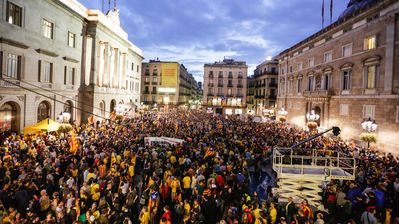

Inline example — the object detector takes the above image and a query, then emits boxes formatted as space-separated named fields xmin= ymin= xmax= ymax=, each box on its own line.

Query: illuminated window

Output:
xmin=43 ymin=62 xmax=52 ymax=82
xmin=6 ymin=1 xmax=22 ymax=27
xmin=68 ymin=32 xmax=76 ymax=47
xmin=364 ymin=35 xmax=376 ymax=50
xmin=7 ymin=53 xmax=19 ymax=78
xmin=364 ymin=65 xmax=378 ymax=89
xmin=42 ymin=19 xmax=54 ymax=39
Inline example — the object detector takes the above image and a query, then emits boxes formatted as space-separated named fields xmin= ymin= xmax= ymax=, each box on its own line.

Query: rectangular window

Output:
xmin=137 ymin=65 xmax=139 ymax=72
xmin=308 ymin=57 xmax=315 ymax=68
xmin=131 ymin=63 xmax=134 ymax=71
xmin=6 ymin=53 xmax=18 ymax=78
xmin=217 ymin=88 xmax=222 ymax=95
xmin=342 ymin=70 xmax=351 ymax=90
xmin=153 ymin=77 xmax=157 ymax=83
xmin=237 ymin=88 xmax=242 ymax=95
xmin=43 ymin=62 xmax=52 ymax=82
xmin=396 ymin=106 xmax=399 ymax=123
xmin=322 ymin=73 xmax=331 ymax=90
xmin=324 ymin=51 xmax=332 ymax=63
xmin=297 ymin=62 xmax=303 ymax=71
xmin=6 ymin=1 xmax=22 ymax=27
xmin=342 ymin=44 xmax=352 ymax=57
xmin=68 ymin=32 xmax=76 ymax=47
xmin=297 ymin=79 xmax=302 ymax=93
xmin=364 ymin=35 xmax=376 ymax=50
xmin=152 ymin=86 xmax=156 ymax=93
xmin=287 ymin=80 xmax=291 ymax=93
xmin=42 ymin=19 xmax=54 ymax=39
xmin=289 ymin=65 xmax=293 ymax=73
xmin=340 ymin=104 xmax=349 ymax=116
xmin=145 ymin=77 xmax=149 ymax=82
xmin=364 ymin=65 xmax=378 ymax=89
xmin=307 ymin=76 xmax=314 ymax=91
xmin=363 ymin=105 xmax=375 ymax=119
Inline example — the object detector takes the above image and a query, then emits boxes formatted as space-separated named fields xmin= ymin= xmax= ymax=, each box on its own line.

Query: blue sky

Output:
xmin=80 ymin=0 xmax=348 ymax=81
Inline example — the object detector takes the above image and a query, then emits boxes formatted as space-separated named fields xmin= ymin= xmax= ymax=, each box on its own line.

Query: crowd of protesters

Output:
xmin=0 ymin=110 xmax=398 ymax=224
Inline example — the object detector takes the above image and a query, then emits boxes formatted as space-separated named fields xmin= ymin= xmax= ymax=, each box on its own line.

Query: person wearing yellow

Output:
xmin=183 ymin=199 xmax=191 ymax=223
xmin=170 ymin=154 xmax=177 ymax=164
xmin=269 ymin=202 xmax=277 ymax=224
xmin=171 ymin=177 xmax=181 ymax=199
xmin=139 ymin=206 xmax=150 ymax=224
xmin=252 ymin=203 xmax=261 ymax=220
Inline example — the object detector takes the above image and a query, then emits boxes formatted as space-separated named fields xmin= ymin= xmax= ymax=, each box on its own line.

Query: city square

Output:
xmin=1 ymin=0 xmax=399 ymax=223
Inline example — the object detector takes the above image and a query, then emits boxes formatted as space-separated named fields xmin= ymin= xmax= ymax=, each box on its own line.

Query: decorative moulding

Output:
xmin=0 ymin=37 xmax=29 ymax=49
xmin=35 ymin=49 xmax=58 ymax=57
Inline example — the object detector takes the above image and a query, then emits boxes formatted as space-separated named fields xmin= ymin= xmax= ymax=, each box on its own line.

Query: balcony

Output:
xmin=209 ymin=74 xmax=214 ymax=78
xmin=143 ymin=90 xmax=150 ymax=94
xmin=303 ymin=89 xmax=333 ymax=97
xmin=152 ymin=82 xmax=158 ymax=85
xmin=152 ymin=72 xmax=158 ymax=76
xmin=145 ymin=72 xmax=150 ymax=76
xmin=217 ymin=93 xmax=224 ymax=96
xmin=227 ymin=94 xmax=234 ymax=97
xmin=255 ymin=95 xmax=265 ymax=99
xmin=207 ymin=93 xmax=214 ymax=96
xmin=236 ymin=94 xmax=244 ymax=97
xmin=268 ymin=94 xmax=277 ymax=99
xmin=269 ymin=82 xmax=277 ymax=87
xmin=0 ymin=78 xmax=20 ymax=88
xmin=238 ymin=75 xmax=243 ymax=79
xmin=151 ymin=91 xmax=157 ymax=94
xmin=208 ymin=83 xmax=214 ymax=87
xmin=217 ymin=83 xmax=224 ymax=87
xmin=227 ymin=84 xmax=233 ymax=87
xmin=218 ymin=74 xmax=223 ymax=78
xmin=228 ymin=75 xmax=233 ymax=79
xmin=237 ymin=84 xmax=243 ymax=88
xmin=144 ymin=81 xmax=150 ymax=85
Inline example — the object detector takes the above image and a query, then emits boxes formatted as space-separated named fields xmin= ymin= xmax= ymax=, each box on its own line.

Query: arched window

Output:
xmin=37 ymin=101 xmax=50 ymax=121
xmin=0 ymin=102 xmax=19 ymax=131
xmin=99 ymin=101 xmax=105 ymax=117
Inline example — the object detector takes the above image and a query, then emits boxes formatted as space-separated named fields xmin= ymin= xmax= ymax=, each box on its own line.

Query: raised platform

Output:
xmin=272 ymin=148 xmax=356 ymax=209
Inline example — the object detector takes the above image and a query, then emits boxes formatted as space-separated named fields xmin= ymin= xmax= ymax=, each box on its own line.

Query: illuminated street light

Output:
xmin=306 ymin=110 xmax=319 ymax=122
xmin=57 ymin=111 xmax=71 ymax=123
xmin=362 ymin=117 xmax=377 ymax=133
xmin=278 ymin=108 xmax=288 ymax=116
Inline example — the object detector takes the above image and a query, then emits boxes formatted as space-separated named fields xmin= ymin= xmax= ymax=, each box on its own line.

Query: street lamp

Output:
xmin=362 ymin=117 xmax=377 ymax=132
xmin=361 ymin=117 xmax=377 ymax=149
xmin=57 ymin=111 xmax=71 ymax=123
xmin=278 ymin=108 xmax=288 ymax=116
xmin=306 ymin=110 xmax=319 ymax=122
xmin=306 ymin=110 xmax=319 ymax=131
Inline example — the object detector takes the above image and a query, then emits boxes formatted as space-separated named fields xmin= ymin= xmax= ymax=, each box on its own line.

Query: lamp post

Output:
xmin=278 ymin=108 xmax=288 ymax=122
xmin=57 ymin=111 xmax=71 ymax=124
xmin=361 ymin=117 xmax=377 ymax=148
xmin=306 ymin=110 xmax=319 ymax=131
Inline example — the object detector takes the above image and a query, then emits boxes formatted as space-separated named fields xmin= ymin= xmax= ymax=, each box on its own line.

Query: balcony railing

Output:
xmin=143 ymin=90 xmax=150 ymax=94
xmin=237 ymin=84 xmax=243 ymax=88
xmin=0 ymin=78 xmax=20 ymax=88
xmin=145 ymin=72 xmax=150 ymax=76
xmin=238 ymin=75 xmax=243 ymax=79
xmin=268 ymin=94 xmax=277 ymax=99
xmin=236 ymin=94 xmax=244 ymax=97
xmin=217 ymin=83 xmax=224 ymax=87
xmin=269 ymin=82 xmax=277 ymax=87
xmin=207 ymin=93 xmax=214 ymax=96
xmin=151 ymin=91 xmax=157 ymax=94
xmin=152 ymin=82 xmax=158 ymax=85
xmin=255 ymin=95 xmax=265 ymax=99
xmin=217 ymin=93 xmax=224 ymax=96
xmin=208 ymin=83 xmax=214 ymax=87
xmin=303 ymin=89 xmax=332 ymax=97
xmin=153 ymin=72 xmax=158 ymax=76
xmin=227 ymin=84 xmax=233 ymax=87
xmin=144 ymin=81 xmax=150 ymax=85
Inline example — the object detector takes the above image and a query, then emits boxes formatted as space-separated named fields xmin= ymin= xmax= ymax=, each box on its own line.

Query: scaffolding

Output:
xmin=272 ymin=148 xmax=356 ymax=208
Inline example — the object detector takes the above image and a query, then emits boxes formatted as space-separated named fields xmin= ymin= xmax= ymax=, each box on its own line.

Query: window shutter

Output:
xmin=64 ymin=66 xmax=67 ymax=84
xmin=50 ymin=63 xmax=53 ymax=83
xmin=17 ymin=56 xmax=22 ymax=80
xmin=38 ymin=60 xmax=41 ymax=82
xmin=72 ymin=68 xmax=75 ymax=85
xmin=0 ymin=51 xmax=3 ymax=78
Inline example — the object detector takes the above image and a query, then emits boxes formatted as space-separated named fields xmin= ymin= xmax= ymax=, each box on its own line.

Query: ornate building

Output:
xmin=277 ymin=0 xmax=399 ymax=153
xmin=0 ymin=0 xmax=143 ymax=131
xmin=203 ymin=59 xmax=248 ymax=115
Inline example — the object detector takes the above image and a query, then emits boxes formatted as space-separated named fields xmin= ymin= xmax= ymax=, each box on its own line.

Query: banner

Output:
xmin=161 ymin=62 xmax=178 ymax=87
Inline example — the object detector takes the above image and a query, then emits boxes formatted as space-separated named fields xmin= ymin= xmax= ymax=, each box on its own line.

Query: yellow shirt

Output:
xmin=182 ymin=176 xmax=191 ymax=189
xmin=90 ymin=183 xmax=100 ymax=195
xmin=269 ymin=208 xmax=277 ymax=224
xmin=140 ymin=211 xmax=150 ymax=224
xmin=171 ymin=179 xmax=180 ymax=193
xmin=72 ymin=169 xmax=79 ymax=177
xmin=253 ymin=208 xmax=261 ymax=220
xmin=170 ymin=156 xmax=177 ymax=164
xmin=184 ymin=203 xmax=191 ymax=216
xmin=129 ymin=165 xmax=135 ymax=177
xmin=87 ymin=173 xmax=95 ymax=182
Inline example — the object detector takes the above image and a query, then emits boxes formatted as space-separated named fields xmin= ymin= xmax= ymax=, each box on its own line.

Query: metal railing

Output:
xmin=273 ymin=148 xmax=356 ymax=180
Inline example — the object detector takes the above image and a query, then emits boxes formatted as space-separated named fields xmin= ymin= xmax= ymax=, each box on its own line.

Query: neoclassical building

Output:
xmin=0 ymin=0 xmax=143 ymax=131
xmin=277 ymin=0 xmax=399 ymax=153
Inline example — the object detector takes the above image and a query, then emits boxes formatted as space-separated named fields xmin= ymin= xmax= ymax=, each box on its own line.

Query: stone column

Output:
xmin=384 ymin=14 xmax=395 ymax=93
xmin=98 ymin=43 xmax=105 ymax=87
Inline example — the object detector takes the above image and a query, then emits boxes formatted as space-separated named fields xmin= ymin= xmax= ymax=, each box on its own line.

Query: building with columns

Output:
xmin=0 ymin=0 xmax=143 ymax=132
xmin=276 ymin=0 xmax=399 ymax=153
xmin=79 ymin=8 xmax=143 ymax=122
xmin=203 ymin=59 xmax=248 ymax=115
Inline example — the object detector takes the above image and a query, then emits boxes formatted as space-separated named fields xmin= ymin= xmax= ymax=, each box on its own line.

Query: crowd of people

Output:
xmin=0 ymin=110 xmax=398 ymax=224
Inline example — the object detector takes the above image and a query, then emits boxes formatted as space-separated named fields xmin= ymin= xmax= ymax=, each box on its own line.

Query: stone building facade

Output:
xmin=203 ymin=59 xmax=248 ymax=115
xmin=0 ymin=0 xmax=143 ymax=131
xmin=251 ymin=59 xmax=278 ymax=115
xmin=141 ymin=60 xmax=200 ymax=109
xmin=276 ymin=0 xmax=399 ymax=153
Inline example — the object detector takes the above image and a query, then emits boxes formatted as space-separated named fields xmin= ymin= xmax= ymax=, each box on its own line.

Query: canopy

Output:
xmin=23 ymin=118 xmax=63 ymax=135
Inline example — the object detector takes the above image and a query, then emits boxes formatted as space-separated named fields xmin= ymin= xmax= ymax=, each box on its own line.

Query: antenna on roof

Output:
xmin=108 ymin=0 xmax=111 ymax=12
xmin=330 ymin=0 xmax=333 ymax=24
xmin=102 ymin=0 xmax=104 ymax=13
xmin=322 ymin=0 xmax=325 ymax=28
xmin=114 ymin=0 xmax=117 ymax=10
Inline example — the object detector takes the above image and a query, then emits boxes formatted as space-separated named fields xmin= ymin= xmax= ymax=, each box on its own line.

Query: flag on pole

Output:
xmin=322 ymin=0 xmax=325 ymax=28
xmin=330 ymin=0 xmax=333 ymax=24
xmin=87 ymin=115 xmax=94 ymax=125
xmin=70 ymin=130 xmax=79 ymax=155
xmin=175 ymin=122 xmax=179 ymax=134
xmin=110 ymin=111 xmax=116 ymax=120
